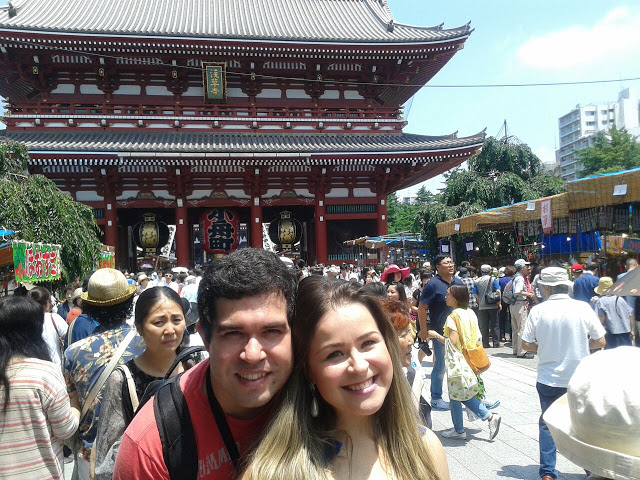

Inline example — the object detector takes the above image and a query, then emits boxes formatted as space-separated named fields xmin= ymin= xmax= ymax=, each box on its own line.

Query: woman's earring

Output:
xmin=311 ymin=385 xmax=319 ymax=418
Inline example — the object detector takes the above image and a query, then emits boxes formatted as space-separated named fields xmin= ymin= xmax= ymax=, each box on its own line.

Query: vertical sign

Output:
xmin=202 ymin=62 xmax=227 ymax=103
xmin=541 ymin=199 xmax=553 ymax=233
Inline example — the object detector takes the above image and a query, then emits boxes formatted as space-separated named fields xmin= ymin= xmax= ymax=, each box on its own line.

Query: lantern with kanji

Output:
xmin=268 ymin=211 xmax=303 ymax=250
xmin=199 ymin=208 xmax=239 ymax=254
xmin=132 ymin=213 xmax=171 ymax=254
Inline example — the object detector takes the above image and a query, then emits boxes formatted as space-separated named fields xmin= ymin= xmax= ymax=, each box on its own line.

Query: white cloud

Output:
xmin=534 ymin=146 xmax=555 ymax=165
xmin=516 ymin=6 xmax=640 ymax=70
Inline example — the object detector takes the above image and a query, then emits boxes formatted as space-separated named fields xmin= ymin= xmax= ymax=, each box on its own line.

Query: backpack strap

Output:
xmin=66 ymin=318 xmax=76 ymax=348
xmin=154 ymin=375 xmax=199 ymax=480
xmin=164 ymin=346 xmax=206 ymax=380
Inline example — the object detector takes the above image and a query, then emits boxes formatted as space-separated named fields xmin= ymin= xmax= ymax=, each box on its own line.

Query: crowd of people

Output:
xmin=0 ymin=251 xmax=638 ymax=480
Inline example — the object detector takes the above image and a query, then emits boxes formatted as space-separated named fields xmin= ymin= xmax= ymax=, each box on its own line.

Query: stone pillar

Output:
xmin=315 ymin=198 xmax=327 ymax=264
xmin=175 ymin=202 xmax=190 ymax=267
xmin=377 ymin=194 xmax=388 ymax=236
xmin=250 ymin=200 xmax=263 ymax=248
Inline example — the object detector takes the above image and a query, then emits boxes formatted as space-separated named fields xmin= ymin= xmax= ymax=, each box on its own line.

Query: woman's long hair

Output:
xmin=241 ymin=276 xmax=439 ymax=479
xmin=0 ymin=296 xmax=51 ymax=412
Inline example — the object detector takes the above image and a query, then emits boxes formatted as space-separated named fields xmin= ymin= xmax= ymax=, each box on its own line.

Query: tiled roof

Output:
xmin=0 ymin=130 xmax=485 ymax=156
xmin=0 ymin=0 xmax=471 ymax=44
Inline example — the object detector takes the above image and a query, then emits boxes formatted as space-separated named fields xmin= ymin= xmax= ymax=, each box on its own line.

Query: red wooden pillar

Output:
xmin=250 ymin=200 xmax=263 ymax=248
xmin=377 ymin=194 xmax=388 ymax=236
xmin=104 ymin=192 xmax=118 ymax=264
xmin=175 ymin=203 xmax=190 ymax=267
xmin=315 ymin=198 xmax=327 ymax=264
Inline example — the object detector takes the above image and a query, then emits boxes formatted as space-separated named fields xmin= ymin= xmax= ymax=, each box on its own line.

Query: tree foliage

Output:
xmin=578 ymin=125 xmax=640 ymax=177
xmin=0 ymin=140 xmax=102 ymax=285
xmin=386 ymin=193 xmax=421 ymax=234
xmin=415 ymin=136 xmax=565 ymax=257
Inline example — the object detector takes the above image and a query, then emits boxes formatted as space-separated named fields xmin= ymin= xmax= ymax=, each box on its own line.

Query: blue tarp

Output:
xmin=538 ymin=231 xmax=602 ymax=255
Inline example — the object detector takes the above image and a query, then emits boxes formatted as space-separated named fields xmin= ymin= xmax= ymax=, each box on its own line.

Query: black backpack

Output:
xmin=151 ymin=346 xmax=204 ymax=480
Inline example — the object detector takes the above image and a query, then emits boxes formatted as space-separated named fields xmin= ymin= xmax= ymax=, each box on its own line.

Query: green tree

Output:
xmin=415 ymin=185 xmax=433 ymax=205
xmin=416 ymin=136 xmax=564 ymax=257
xmin=0 ymin=140 xmax=102 ymax=284
xmin=578 ymin=125 xmax=640 ymax=177
xmin=386 ymin=193 xmax=420 ymax=234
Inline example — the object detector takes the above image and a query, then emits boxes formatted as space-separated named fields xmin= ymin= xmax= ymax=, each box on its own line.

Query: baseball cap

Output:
xmin=571 ymin=263 xmax=584 ymax=272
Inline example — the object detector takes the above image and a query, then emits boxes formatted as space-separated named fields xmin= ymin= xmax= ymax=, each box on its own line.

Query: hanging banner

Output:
xmin=462 ymin=237 xmax=475 ymax=255
xmin=541 ymin=199 xmax=553 ymax=234
xmin=202 ymin=62 xmax=227 ymax=103
xmin=99 ymin=251 xmax=115 ymax=269
xmin=438 ymin=240 xmax=451 ymax=256
xmin=13 ymin=241 xmax=61 ymax=283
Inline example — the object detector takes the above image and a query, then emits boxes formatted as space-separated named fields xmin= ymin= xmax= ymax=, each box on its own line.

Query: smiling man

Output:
xmin=113 ymin=249 xmax=297 ymax=479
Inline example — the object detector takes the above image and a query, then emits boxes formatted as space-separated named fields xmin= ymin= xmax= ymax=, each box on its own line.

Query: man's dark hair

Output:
xmin=297 ymin=259 xmax=306 ymax=269
xmin=460 ymin=260 xmax=470 ymax=268
xmin=361 ymin=281 xmax=386 ymax=298
xmin=197 ymin=248 xmax=297 ymax=342
xmin=504 ymin=266 xmax=516 ymax=277
xmin=434 ymin=254 xmax=451 ymax=267
xmin=194 ymin=267 xmax=203 ymax=276
xmin=311 ymin=267 xmax=324 ymax=276
xmin=586 ymin=263 xmax=598 ymax=272
xmin=83 ymin=297 xmax=134 ymax=328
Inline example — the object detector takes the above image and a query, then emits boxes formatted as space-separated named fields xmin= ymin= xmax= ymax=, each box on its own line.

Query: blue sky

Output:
xmin=393 ymin=0 xmax=640 ymax=196
xmin=1 ymin=0 xmax=638 ymax=198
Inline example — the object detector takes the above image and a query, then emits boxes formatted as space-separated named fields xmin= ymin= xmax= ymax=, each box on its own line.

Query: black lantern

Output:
xmin=268 ymin=211 xmax=302 ymax=250
xmin=132 ymin=213 xmax=170 ymax=255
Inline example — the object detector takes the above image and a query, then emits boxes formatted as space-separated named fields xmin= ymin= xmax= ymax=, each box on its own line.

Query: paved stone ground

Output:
xmin=424 ymin=347 xmax=586 ymax=480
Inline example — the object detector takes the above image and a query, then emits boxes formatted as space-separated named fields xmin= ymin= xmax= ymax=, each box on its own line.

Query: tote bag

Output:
xmin=445 ymin=338 xmax=479 ymax=402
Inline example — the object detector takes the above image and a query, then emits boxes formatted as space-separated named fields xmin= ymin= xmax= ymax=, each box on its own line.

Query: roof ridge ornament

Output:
xmin=7 ymin=2 xmax=17 ymax=18
xmin=387 ymin=19 xmax=394 ymax=32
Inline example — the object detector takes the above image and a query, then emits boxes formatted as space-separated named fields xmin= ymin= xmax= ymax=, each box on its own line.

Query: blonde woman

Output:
xmin=240 ymin=277 xmax=449 ymax=479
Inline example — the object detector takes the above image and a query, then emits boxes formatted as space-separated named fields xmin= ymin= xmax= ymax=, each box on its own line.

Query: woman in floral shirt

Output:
xmin=63 ymin=268 xmax=145 ymax=480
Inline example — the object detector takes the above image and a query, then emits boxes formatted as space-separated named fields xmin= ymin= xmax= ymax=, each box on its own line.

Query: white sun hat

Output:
xmin=543 ymin=347 xmax=640 ymax=479
xmin=536 ymin=267 xmax=573 ymax=287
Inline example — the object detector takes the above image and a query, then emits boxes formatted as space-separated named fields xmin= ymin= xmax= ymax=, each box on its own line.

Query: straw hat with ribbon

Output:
xmin=380 ymin=264 xmax=410 ymax=283
xmin=81 ymin=268 xmax=137 ymax=307
xmin=543 ymin=347 xmax=640 ymax=479
xmin=594 ymin=277 xmax=614 ymax=295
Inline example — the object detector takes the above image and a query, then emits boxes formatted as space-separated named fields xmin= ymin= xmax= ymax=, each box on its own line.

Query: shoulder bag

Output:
xmin=451 ymin=314 xmax=491 ymax=375
xmin=481 ymin=277 xmax=500 ymax=305
xmin=445 ymin=337 xmax=479 ymax=401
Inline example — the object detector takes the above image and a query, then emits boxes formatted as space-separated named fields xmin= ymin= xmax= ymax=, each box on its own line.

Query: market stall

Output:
xmin=436 ymin=167 xmax=640 ymax=265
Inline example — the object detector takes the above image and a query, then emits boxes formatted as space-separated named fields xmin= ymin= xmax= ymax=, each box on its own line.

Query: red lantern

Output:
xmin=199 ymin=209 xmax=239 ymax=254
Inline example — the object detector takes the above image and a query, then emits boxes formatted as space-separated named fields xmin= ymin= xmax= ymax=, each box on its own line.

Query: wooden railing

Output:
xmin=7 ymin=102 xmax=402 ymax=121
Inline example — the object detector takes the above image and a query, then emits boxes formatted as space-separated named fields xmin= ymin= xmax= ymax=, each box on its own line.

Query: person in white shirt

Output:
xmin=180 ymin=275 xmax=198 ymax=304
xmin=522 ymin=267 xmax=606 ymax=480
xmin=163 ymin=272 xmax=179 ymax=293
xmin=27 ymin=286 xmax=68 ymax=368
xmin=510 ymin=259 xmax=535 ymax=358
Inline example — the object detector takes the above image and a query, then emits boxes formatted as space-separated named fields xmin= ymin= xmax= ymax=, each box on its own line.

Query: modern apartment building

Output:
xmin=556 ymin=88 xmax=640 ymax=181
